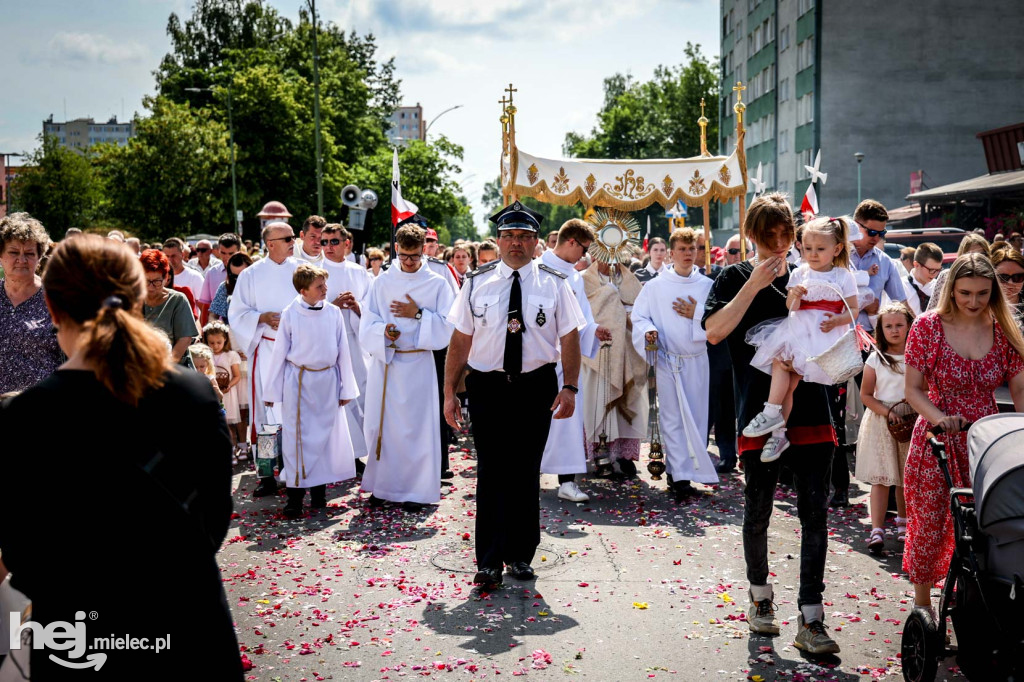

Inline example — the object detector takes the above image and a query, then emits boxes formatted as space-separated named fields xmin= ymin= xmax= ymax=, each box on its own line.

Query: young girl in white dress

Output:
xmin=204 ymin=321 xmax=245 ymax=460
xmin=743 ymin=217 xmax=859 ymax=462
xmin=855 ymin=302 xmax=913 ymax=553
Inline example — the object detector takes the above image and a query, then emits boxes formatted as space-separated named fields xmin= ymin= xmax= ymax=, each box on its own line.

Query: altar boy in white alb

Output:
xmin=630 ymin=227 xmax=718 ymax=501
xmin=263 ymin=263 xmax=360 ymax=518
xmin=360 ymin=224 xmax=456 ymax=512
xmin=538 ymin=219 xmax=605 ymax=502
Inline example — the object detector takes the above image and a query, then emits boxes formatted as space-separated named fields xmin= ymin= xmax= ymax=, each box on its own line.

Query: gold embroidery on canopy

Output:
xmin=603 ymin=168 xmax=655 ymax=200
xmin=527 ymin=163 xmax=539 ymax=185
xmin=718 ymin=164 xmax=731 ymax=185
xmin=552 ymin=167 xmax=570 ymax=194
xmin=584 ymin=173 xmax=597 ymax=196
xmin=688 ymin=170 xmax=707 ymax=195
xmin=662 ymin=174 xmax=674 ymax=197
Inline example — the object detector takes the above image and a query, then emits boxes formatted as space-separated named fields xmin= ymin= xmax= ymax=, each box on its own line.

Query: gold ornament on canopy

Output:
xmin=585 ymin=209 xmax=640 ymax=265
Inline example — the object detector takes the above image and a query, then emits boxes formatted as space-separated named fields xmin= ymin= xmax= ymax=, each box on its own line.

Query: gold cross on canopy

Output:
xmin=504 ymin=83 xmax=517 ymax=104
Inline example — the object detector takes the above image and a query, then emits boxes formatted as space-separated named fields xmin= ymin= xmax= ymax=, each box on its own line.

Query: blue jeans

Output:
xmin=742 ymin=442 xmax=833 ymax=606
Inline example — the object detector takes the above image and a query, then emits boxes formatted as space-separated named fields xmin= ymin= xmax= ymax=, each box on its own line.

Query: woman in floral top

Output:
xmin=0 ymin=213 xmax=61 ymax=393
xmin=903 ymin=253 xmax=1024 ymax=614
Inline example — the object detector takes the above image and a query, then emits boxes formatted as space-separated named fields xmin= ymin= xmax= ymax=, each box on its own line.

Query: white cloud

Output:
xmin=396 ymin=47 xmax=484 ymax=75
xmin=45 ymin=32 xmax=148 ymax=67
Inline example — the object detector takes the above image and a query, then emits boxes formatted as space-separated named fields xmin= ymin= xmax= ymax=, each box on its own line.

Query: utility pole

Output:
xmin=186 ymin=85 xmax=239 ymax=232
xmin=309 ymin=0 xmax=324 ymax=214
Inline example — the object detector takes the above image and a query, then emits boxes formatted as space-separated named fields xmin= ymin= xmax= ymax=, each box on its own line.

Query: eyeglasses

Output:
xmin=855 ymin=221 xmax=887 ymax=238
xmin=499 ymin=233 xmax=537 ymax=243
xmin=727 ymin=248 xmax=741 ymax=255
xmin=997 ymin=272 xmax=1024 ymax=284
xmin=195 ymin=247 xmax=210 ymax=253
xmin=397 ymin=253 xmax=422 ymax=262
xmin=320 ymin=238 xmax=342 ymax=246
xmin=267 ymin=235 xmax=295 ymax=243
xmin=697 ymin=245 xmax=706 ymax=251
xmin=922 ymin=265 xmax=942 ymax=276
xmin=145 ymin=278 xmax=165 ymax=288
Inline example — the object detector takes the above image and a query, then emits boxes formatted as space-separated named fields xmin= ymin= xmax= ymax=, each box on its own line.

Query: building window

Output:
xmin=798 ymin=0 xmax=815 ymax=15
xmin=795 ymin=92 xmax=814 ymax=125
xmin=797 ymin=149 xmax=813 ymax=179
xmin=779 ymin=77 xmax=790 ymax=102
xmin=779 ymin=129 xmax=789 ymax=153
xmin=778 ymin=179 xmax=789 ymax=193
xmin=797 ymin=37 xmax=815 ymax=70
xmin=780 ymin=25 xmax=790 ymax=51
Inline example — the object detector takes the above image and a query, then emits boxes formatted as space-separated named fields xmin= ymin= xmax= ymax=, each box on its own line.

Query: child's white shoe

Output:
xmin=743 ymin=410 xmax=786 ymax=438
xmin=759 ymin=432 xmax=790 ymax=463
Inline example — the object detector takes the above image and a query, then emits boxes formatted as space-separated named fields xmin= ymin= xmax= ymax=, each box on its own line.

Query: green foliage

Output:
xmin=95 ymin=97 xmax=233 ymax=241
xmin=346 ymin=137 xmax=472 ymax=246
xmin=9 ymin=134 xmax=101 ymax=234
xmin=479 ymin=177 xmax=585 ymax=238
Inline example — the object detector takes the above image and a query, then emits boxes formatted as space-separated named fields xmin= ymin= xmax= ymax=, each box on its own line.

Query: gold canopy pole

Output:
xmin=733 ymin=81 xmax=748 ymax=260
xmin=698 ymin=97 xmax=712 ymax=268
xmin=504 ymin=83 xmax=519 ymax=203
xmin=499 ymin=95 xmax=510 ymax=205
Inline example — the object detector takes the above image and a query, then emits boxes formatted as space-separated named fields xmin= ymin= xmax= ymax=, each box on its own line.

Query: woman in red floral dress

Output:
xmin=903 ymin=253 xmax=1024 ymax=612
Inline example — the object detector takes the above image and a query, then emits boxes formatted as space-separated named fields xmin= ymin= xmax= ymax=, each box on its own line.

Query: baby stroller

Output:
xmin=901 ymin=413 xmax=1024 ymax=682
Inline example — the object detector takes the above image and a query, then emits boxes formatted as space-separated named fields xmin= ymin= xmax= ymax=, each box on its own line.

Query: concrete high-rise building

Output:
xmin=42 ymin=115 xmax=134 ymax=153
xmin=718 ymin=0 xmax=1024 ymax=231
xmin=386 ymin=104 xmax=425 ymax=146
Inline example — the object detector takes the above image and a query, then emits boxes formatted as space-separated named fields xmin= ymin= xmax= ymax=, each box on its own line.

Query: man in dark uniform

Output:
xmin=444 ymin=201 xmax=584 ymax=590
xmin=395 ymin=214 xmax=460 ymax=480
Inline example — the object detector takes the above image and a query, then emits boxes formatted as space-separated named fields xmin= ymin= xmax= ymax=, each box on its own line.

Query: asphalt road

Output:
xmin=220 ymin=429 xmax=967 ymax=682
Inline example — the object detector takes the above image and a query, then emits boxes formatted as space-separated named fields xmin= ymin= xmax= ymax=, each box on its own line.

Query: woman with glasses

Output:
xmin=0 ymin=212 xmax=62 ymax=393
xmin=140 ymin=249 xmax=200 ymax=364
xmin=992 ymin=247 xmax=1024 ymax=329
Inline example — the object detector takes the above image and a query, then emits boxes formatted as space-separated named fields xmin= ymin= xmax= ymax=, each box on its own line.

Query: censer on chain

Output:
xmin=645 ymin=339 xmax=666 ymax=480
xmin=592 ymin=344 xmax=614 ymax=477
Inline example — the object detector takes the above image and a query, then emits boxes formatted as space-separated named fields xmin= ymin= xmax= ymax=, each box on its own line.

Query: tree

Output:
xmin=9 ymin=134 xmax=102 ymax=234
xmin=346 ymin=137 xmax=472 ymax=246
xmin=95 ymin=97 xmax=233 ymax=241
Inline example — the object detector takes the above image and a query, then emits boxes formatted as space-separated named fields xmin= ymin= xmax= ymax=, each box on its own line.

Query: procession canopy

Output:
xmin=502 ymin=147 xmax=748 ymax=212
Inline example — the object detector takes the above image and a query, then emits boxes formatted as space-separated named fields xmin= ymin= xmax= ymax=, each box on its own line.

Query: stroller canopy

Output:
xmin=969 ymin=413 xmax=1024 ymax=530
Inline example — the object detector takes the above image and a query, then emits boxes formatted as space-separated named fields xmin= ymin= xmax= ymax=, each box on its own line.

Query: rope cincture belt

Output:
xmin=375 ymin=348 xmax=428 ymax=460
xmin=659 ymin=347 xmax=705 ymax=470
xmin=292 ymin=361 xmax=331 ymax=487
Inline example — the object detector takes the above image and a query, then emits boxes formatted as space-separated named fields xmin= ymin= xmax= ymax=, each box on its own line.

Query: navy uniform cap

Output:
xmin=489 ymin=201 xmax=543 ymax=232
xmin=396 ymin=213 xmax=429 ymax=229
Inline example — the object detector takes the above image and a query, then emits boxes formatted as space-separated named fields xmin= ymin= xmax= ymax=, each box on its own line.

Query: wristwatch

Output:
xmin=414 ymin=309 xmax=423 ymax=320
xmin=562 ymin=384 xmax=579 ymax=394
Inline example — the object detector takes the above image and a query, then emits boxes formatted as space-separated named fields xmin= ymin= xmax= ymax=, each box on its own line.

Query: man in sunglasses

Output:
xmin=723 ymin=234 xmax=753 ymax=266
xmin=231 ymin=222 xmax=301 ymax=497
xmin=901 ymin=243 xmax=944 ymax=316
xmin=849 ymin=200 xmax=907 ymax=332
xmin=187 ymin=239 xmax=217 ymax=275
xmin=295 ymin=215 xmax=326 ymax=265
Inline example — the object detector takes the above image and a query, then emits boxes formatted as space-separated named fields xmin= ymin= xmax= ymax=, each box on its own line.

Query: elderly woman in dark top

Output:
xmin=0 ymin=212 xmax=62 ymax=392
xmin=140 ymin=248 xmax=200 ymax=363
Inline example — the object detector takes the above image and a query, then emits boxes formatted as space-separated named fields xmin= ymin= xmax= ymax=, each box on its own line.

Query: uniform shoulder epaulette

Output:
xmin=538 ymin=263 xmax=568 ymax=279
xmin=466 ymin=261 xmax=499 ymax=278
xmin=426 ymin=256 xmax=447 ymax=265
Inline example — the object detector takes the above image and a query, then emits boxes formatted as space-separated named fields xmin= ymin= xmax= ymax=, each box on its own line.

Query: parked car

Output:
xmin=885 ymin=227 xmax=966 ymax=266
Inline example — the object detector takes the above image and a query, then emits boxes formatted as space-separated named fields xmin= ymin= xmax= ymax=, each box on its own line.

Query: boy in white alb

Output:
xmin=631 ymin=227 xmax=718 ymax=501
xmin=263 ymin=263 xmax=360 ymax=518
xmin=360 ymin=225 xmax=456 ymax=512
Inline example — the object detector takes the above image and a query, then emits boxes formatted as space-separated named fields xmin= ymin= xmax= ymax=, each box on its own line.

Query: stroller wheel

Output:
xmin=901 ymin=607 xmax=941 ymax=682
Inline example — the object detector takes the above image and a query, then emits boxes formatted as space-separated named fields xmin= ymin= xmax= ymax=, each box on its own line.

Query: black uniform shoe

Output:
xmin=402 ymin=501 xmax=425 ymax=512
xmin=673 ymin=481 xmax=699 ymax=503
xmin=715 ymin=459 xmax=737 ymax=474
xmin=253 ymin=479 xmax=278 ymax=498
xmin=310 ymin=485 xmax=327 ymax=509
xmin=473 ymin=567 xmax=503 ymax=590
xmin=282 ymin=503 xmax=303 ymax=519
xmin=506 ymin=562 xmax=536 ymax=580
xmin=441 ymin=469 xmax=455 ymax=480
xmin=617 ymin=458 xmax=638 ymax=479
xmin=368 ymin=494 xmax=386 ymax=508
xmin=310 ymin=497 xmax=328 ymax=509
xmin=830 ymin=490 xmax=850 ymax=508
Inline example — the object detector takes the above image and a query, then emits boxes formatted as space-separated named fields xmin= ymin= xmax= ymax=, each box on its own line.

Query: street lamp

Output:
xmin=424 ymin=105 xmax=464 ymax=138
xmin=186 ymin=86 xmax=239 ymax=233
xmin=854 ymin=152 xmax=865 ymax=204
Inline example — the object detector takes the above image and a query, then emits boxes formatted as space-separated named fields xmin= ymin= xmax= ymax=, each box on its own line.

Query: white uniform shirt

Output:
xmin=424 ymin=256 xmax=460 ymax=294
xmin=448 ymin=259 xmax=584 ymax=373
xmin=294 ymin=245 xmax=325 ymax=265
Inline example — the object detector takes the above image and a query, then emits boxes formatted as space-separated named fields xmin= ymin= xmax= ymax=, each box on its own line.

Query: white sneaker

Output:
xmin=743 ymin=410 xmax=786 ymax=438
xmin=760 ymin=433 xmax=790 ymax=463
xmin=557 ymin=481 xmax=589 ymax=502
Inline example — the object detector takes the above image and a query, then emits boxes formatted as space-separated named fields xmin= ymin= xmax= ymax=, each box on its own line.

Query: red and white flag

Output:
xmin=800 ymin=183 xmax=819 ymax=222
xmin=391 ymin=148 xmax=418 ymax=226
xmin=643 ymin=215 xmax=651 ymax=251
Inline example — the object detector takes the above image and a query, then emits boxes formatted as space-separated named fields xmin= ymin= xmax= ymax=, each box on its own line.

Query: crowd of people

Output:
xmin=0 ymin=192 xmax=1022 ymax=673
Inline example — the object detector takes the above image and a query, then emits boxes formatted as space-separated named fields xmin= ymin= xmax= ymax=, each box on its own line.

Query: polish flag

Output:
xmin=391 ymin=148 xmax=418 ymax=226
xmin=800 ymin=183 xmax=819 ymax=222
xmin=643 ymin=215 xmax=651 ymax=251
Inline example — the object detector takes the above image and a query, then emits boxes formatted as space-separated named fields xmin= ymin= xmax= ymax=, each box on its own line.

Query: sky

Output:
xmin=1 ymin=0 xmax=720 ymax=230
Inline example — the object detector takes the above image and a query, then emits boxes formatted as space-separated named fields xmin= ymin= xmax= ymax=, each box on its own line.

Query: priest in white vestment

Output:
xmin=359 ymin=225 xmax=456 ymax=510
xmin=229 ymin=222 xmax=301 ymax=497
xmin=322 ymin=224 xmax=373 ymax=462
xmin=537 ymin=221 xmax=604 ymax=503
xmin=263 ymin=263 xmax=360 ymax=516
xmin=631 ymin=228 xmax=718 ymax=500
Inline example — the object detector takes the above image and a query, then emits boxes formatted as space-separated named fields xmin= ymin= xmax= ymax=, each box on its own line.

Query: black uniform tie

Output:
xmin=503 ymin=270 xmax=524 ymax=375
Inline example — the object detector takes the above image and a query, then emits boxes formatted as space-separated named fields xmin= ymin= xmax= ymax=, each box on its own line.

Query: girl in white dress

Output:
xmin=743 ymin=217 xmax=859 ymax=462
xmin=854 ymin=302 xmax=913 ymax=553
xmin=204 ymin=321 xmax=245 ymax=460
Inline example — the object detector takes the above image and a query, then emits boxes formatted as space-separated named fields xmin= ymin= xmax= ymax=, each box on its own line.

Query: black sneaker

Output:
xmin=794 ymin=615 xmax=840 ymax=655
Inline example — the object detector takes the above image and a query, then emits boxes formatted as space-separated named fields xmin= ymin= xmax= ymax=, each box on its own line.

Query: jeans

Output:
xmin=742 ymin=442 xmax=833 ymax=606
xmin=707 ymin=342 xmax=737 ymax=464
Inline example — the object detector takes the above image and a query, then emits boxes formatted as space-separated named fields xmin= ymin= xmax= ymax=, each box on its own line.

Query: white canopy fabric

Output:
xmin=502 ymin=147 xmax=747 ymax=211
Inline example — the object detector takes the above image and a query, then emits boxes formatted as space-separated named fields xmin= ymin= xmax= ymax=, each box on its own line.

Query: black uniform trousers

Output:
xmin=433 ymin=347 xmax=453 ymax=472
xmin=466 ymin=363 xmax=558 ymax=570
xmin=707 ymin=341 xmax=738 ymax=465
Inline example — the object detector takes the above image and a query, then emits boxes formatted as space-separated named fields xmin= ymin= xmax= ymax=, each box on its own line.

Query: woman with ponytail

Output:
xmin=0 ymin=235 xmax=243 ymax=679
